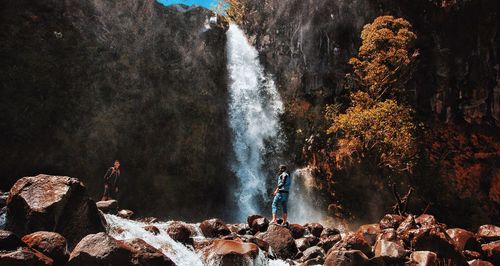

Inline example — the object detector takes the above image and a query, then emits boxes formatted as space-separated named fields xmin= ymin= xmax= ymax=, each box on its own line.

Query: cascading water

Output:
xmin=226 ymin=23 xmax=285 ymax=220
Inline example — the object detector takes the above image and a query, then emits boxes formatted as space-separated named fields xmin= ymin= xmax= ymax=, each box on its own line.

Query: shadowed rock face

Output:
xmin=0 ymin=0 xmax=233 ymax=221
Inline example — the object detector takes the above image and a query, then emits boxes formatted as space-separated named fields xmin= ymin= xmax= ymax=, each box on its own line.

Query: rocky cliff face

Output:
xmin=0 ymin=0 xmax=233 ymax=220
xmin=236 ymin=0 xmax=499 ymax=227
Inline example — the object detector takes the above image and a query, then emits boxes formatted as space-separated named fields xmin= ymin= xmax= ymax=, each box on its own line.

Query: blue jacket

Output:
xmin=277 ymin=172 xmax=291 ymax=192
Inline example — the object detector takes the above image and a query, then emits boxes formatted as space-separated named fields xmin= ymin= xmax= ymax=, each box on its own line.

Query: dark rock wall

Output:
xmin=0 ymin=0 xmax=233 ymax=221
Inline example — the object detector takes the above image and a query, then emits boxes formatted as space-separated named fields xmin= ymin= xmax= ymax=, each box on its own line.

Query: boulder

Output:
xmin=447 ymin=228 xmax=479 ymax=251
xmin=144 ymin=225 xmax=160 ymax=235
xmin=229 ymin=223 xmax=249 ymax=235
xmin=379 ymin=214 xmax=405 ymax=230
xmin=203 ymin=239 xmax=259 ymax=265
xmin=301 ymin=246 xmax=324 ymax=262
xmin=166 ymin=222 xmax=192 ymax=244
xmin=321 ymin=227 xmax=341 ymax=238
xmin=247 ymin=215 xmax=263 ymax=228
xmin=324 ymin=250 xmax=369 ymax=266
xmin=256 ymin=224 xmax=297 ymax=259
xmin=200 ymin=218 xmax=231 ymax=238
xmin=306 ymin=223 xmax=324 ymax=238
xmin=246 ymin=235 xmax=269 ymax=252
xmin=296 ymin=237 xmax=311 ymax=251
xmin=376 ymin=228 xmax=399 ymax=243
xmin=250 ymin=217 xmax=269 ymax=233
xmin=0 ymin=230 xmax=25 ymax=250
xmin=289 ymin=224 xmax=306 ymax=239
xmin=481 ymin=240 xmax=499 ymax=265
xmin=415 ymin=214 xmax=437 ymax=228
xmin=318 ymin=234 xmax=342 ymax=254
xmin=411 ymin=226 xmax=467 ymax=265
xmin=330 ymin=232 xmax=371 ymax=257
xmin=373 ymin=239 xmax=406 ymax=261
xmin=409 ymin=251 xmax=438 ymax=266
xmin=477 ymin=225 xmax=500 ymax=243
xmin=22 ymin=231 xmax=69 ymax=265
xmin=468 ymin=259 xmax=495 ymax=266
xmin=95 ymin=200 xmax=118 ymax=213
xmin=68 ymin=232 xmax=133 ymax=266
xmin=396 ymin=215 xmax=416 ymax=235
xmin=0 ymin=247 xmax=54 ymax=265
xmin=6 ymin=175 xmax=105 ymax=248
xmin=117 ymin=209 xmax=134 ymax=219
xmin=122 ymin=238 xmax=174 ymax=266
xmin=357 ymin=224 xmax=380 ymax=246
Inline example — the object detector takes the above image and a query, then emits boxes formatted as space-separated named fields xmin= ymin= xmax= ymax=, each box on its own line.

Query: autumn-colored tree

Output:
xmin=349 ymin=16 xmax=417 ymax=100
xmin=212 ymin=0 xmax=245 ymax=24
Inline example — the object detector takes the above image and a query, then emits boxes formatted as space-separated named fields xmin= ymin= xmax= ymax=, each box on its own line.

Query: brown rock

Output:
xmin=373 ymin=239 xmax=406 ymax=261
xmin=411 ymin=226 xmax=467 ymax=265
xmin=121 ymin=238 xmax=174 ymax=266
xmin=446 ymin=228 xmax=478 ymax=251
xmin=379 ymin=214 xmax=405 ymax=230
xmin=246 ymin=236 xmax=269 ymax=252
xmin=6 ymin=175 xmax=105 ymax=249
xmin=396 ymin=215 xmax=416 ymax=235
xmin=409 ymin=251 xmax=437 ymax=266
xmin=468 ymin=259 xmax=495 ymax=266
xmin=376 ymin=228 xmax=399 ymax=243
xmin=68 ymin=232 xmax=133 ymax=266
xmin=301 ymin=246 xmax=324 ymax=262
xmin=256 ymin=224 xmax=297 ymax=259
xmin=229 ymin=223 xmax=248 ymax=235
xmin=318 ymin=234 xmax=342 ymax=254
xmin=289 ymin=224 xmax=306 ymax=239
xmin=203 ymin=239 xmax=259 ymax=265
xmin=95 ymin=200 xmax=118 ymax=213
xmin=246 ymin=215 xmax=263 ymax=228
xmin=144 ymin=225 xmax=160 ymax=235
xmin=321 ymin=227 xmax=341 ymax=238
xmin=477 ymin=225 xmax=500 ymax=243
xmin=251 ymin=217 xmax=269 ymax=233
xmin=415 ymin=214 xmax=437 ymax=228
xmin=22 ymin=231 xmax=69 ymax=265
xmin=166 ymin=222 xmax=192 ymax=244
xmin=358 ymin=224 xmax=380 ymax=246
xmin=200 ymin=218 xmax=231 ymax=238
xmin=330 ymin=232 xmax=371 ymax=257
xmin=0 ymin=230 xmax=26 ymax=250
xmin=307 ymin=223 xmax=324 ymax=238
xmin=296 ymin=237 xmax=311 ymax=251
xmin=0 ymin=247 xmax=54 ymax=265
xmin=464 ymin=250 xmax=482 ymax=260
xmin=481 ymin=240 xmax=499 ymax=265
xmin=324 ymin=250 xmax=369 ymax=266
xmin=117 ymin=209 xmax=134 ymax=219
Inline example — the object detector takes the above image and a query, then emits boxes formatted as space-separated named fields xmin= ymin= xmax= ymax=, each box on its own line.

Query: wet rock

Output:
xmin=481 ymin=240 xmax=499 ymax=265
xmin=117 ymin=209 xmax=134 ymax=219
xmin=95 ymin=200 xmax=118 ymax=213
xmin=22 ymin=231 xmax=69 ymax=265
xmin=468 ymin=259 xmax=495 ymax=266
xmin=166 ymin=222 xmax=192 ymax=244
xmin=193 ymin=239 xmax=214 ymax=251
xmin=144 ymin=225 xmax=160 ymax=235
xmin=68 ymin=232 xmax=133 ymax=266
xmin=301 ymin=246 xmax=324 ymax=262
xmin=246 ymin=235 xmax=269 ymax=252
xmin=229 ymin=223 xmax=249 ymax=235
xmin=6 ymin=175 xmax=105 ymax=249
xmin=464 ymin=250 xmax=482 ymax=260
xmin=139 ymin=217 xmax=159 ymax=224
xmin=324 ymin=250 xmax=369 ymax=266
xmin=396 ymin=215 xmax=417 ymax=235
xmin=289 ymin=224 xmax=306 ymax=239
xmin=477 ymin=225 xmax=500 ymax=243
xmin=321 ymin=227 xmax=341 ymax=238
xmin=301 ymin=257 xmax=325 ymax=265
xmin=202 ymin=239 xmax=259 ymax=265
xmin=409 ymin=251 xmax=438 ymax=266
xmin=247 ymin=215 xmax=263 ymax=228
xmin=200 ymin=218 xmax=231 ymax=238
xmin=411 ymin=226 xmax=467 ymax=265
xmin=447 ymin=228 xmax=479 ymax=251
xmin=318 ymin=234 xmax=342 ymax=254
xmin=415 ymin=214 xmax=437 ymax=228
xmin=0 ymin=247 xmax=54 ymax=265
xmin=256 ymin=224 xmax=297 ymax=259
xmin=376 ymin=228 xmax=399 ymax=243
xmin=380 ymin=214 xmax=405 ymax=230
xmin=122 ymin=238 xmax=174 ymax=266
xmin=373 ymin=239 xmax=406 ymax=261
xmin=251 ymin=217 xmax=269 ymax=233
xmin=330 ymin=232 xmax=371 ymax=257
xmin=296 ymin=237 xmax=312 ymax=251
xmin=358 ymin=224 xmax=380 ymax=246
xmin=0 ymin=230 xmax=25 ymax=250
xmin=306 ymin=223 xmax=324 ymax=238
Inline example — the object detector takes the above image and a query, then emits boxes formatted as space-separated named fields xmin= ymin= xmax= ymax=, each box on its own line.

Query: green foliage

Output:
xmin=349 ymin=16 xmax=417 ymax=100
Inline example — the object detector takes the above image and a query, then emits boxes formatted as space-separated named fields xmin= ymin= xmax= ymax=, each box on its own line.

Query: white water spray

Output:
xmin=226 ymin=23 xmax=284 ymax=220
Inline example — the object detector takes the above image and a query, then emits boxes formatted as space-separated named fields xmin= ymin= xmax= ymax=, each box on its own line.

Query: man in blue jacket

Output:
xmin=271 ymin=164 xmax=291 ymax=226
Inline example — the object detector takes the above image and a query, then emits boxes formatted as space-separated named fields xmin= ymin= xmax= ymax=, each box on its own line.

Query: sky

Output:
xmin=157 ymin=0 xmax=217 ymax=8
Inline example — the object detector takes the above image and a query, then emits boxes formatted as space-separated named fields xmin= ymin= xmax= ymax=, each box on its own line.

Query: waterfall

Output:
xmin=226 ymin=23 xmax=285 ymax=220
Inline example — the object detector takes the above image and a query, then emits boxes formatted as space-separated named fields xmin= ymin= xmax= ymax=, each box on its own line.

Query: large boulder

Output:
xmin=477 ymin=225 xmax=500 ymax=243
xmin=330 ymin=232 xmax=371 ymax=257
xmin=256 ymin=224 xmax=297 ymax=259
xmin=301 ymin=246 xmax=325 ymax=262
xmin=95 ymin=200 xmax=118 ymax=213
xmin=446 ymin=228 xmax=479 ymax=251
xmin=6 ymin=175 xmax=105 ymax=248
xmin=68 ymin=232 xmax=133 ymax=266
xmin=379 ymin=214 xmax=405 ymax=230
xmin=0 ymin=230 xmax=25 ymax=250
xmin=122 ymin=238 xmax=175 ymax=266
xmin=22 ymin=231 xmax=69 ymax=265
xmin=409 ymin=251 xmax=438 ymax=266
xmin=306 ymin=223 xmax=324 ymax=238
xmin=373 ymin=239 xmax=406 ymax=262
xmin=324 ymin=250 xmax=369 ymax=266
xmin=202 ymin=239 xmax=259 ymax=266
xmin=166 ymin=222 xmax=193 ymax=244
xmin=481 ymin=240 xmax=499 ymax=265
xmin=357 ymin=224 xmax=380 ymax=246
xmin=411 ymin=226 xmax=467 ymax=265
xmin=289 ymin=224 xmax=306 ymax=239
xmin=0 ymin=247 xmax=54 ymax=265
xmin=200 ymin=219 xmax=231 ymax=238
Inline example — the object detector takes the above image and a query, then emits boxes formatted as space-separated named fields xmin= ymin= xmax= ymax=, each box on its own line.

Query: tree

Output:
xmin=212 ymin=0 xmax=245 ymax=24
xmin=349 ymin=16 xmax=418 ymax=101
